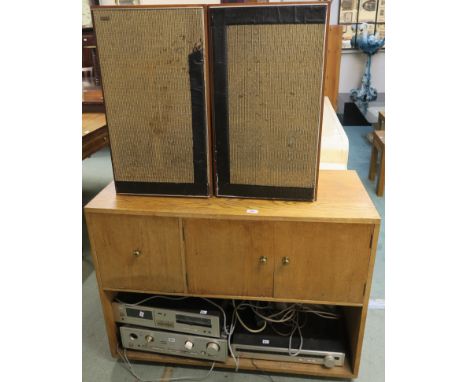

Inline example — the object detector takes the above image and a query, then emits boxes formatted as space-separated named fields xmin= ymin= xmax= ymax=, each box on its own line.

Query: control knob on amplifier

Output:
xmin=323 ymin=354 xmax=336 ymax=368
xmin=184 ymin=341 xmax=194 ymax=350
xmin=206 ymin=342 xmax=220 ymax=355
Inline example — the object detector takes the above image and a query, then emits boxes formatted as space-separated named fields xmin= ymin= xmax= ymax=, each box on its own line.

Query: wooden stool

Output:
xmin=378 ymin=111 xmax=385 ymax=130
xmin=368 ymin=130 xmax=385 ymax=196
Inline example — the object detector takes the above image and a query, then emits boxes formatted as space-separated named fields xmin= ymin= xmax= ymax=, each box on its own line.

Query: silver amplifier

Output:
xmin=120 ymin=325 xmax=228 ymax=362
xmin=112 ymin=299 xmax=223 ymax=338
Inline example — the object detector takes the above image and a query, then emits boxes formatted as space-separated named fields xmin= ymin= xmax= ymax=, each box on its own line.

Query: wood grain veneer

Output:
xmin=86 ymin=214 xmax=185 ymax=292
xmin=85 ymin=169 xmax=380 ymax=379
xmin=86 ymin=171 xmax=380 ymax=224
xmin=323 ymin=25 xmax=343 ymax=110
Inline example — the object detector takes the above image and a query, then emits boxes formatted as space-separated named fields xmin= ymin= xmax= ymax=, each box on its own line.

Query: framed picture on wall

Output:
xmin=358 ymin=0 xmax=377 ymax=23
xmin=116 ymin=0 xmax=140 ymax=4
xmin=339 ymin=0 xmax=385 ymax=50
xmin=339 ymin=0 xmax=358 ymax=23
xmin=377 ymin=0 xmax=385 ymax=22
xmin=82 ymin=0 xmax=92 ymax=28
xmin=341 ymin=24 xmax=355 ymax=49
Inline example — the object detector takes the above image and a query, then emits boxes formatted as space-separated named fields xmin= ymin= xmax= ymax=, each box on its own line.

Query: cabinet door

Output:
xmin=183 ymin=219 xmax=274 ymax=297
xmin=87 ymin=213 xmax=185 ymax=293
xmin=273 ymin=222 xmax=373 ymax=303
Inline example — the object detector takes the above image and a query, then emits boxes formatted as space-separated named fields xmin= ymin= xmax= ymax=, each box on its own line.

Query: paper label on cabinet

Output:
xmin=262 ymin=339 xmax=270 ymax=344
xmin=246 ymin=209 xmax=258 ymax=214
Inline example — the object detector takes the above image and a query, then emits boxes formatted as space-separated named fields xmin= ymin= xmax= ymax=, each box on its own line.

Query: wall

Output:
xmin=95 ymin=0 xmax=384 ymax=94
xmin=83 ymin=0 xmax=92 ymax=27
xmin=339 ymin=51 xmax=385 ymax=93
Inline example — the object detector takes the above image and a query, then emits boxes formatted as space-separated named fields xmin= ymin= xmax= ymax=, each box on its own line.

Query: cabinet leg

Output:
xmin=368 ymin=146 xmax=378 ymax=181
xmin=376 ymin=149 xmax=385 ymax=196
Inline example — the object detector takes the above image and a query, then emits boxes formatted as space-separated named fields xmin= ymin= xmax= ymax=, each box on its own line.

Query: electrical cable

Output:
xmin=298 ymin=311 xmax=308 ymax=329
xmin=228 ymin=322 xmax=239 ymax=371
xmin=298 ymin=306 xmax=340 ymax=319
xmin=248 ymin=304 xmax=296 ymax=323
xmin=253 ymin=303 xmax=297 ymax=318
xmin=117 ymin=349 xmax=216 ymax=382
xmin=235 ymin=306 xmax=267 ymax=333
xmin=268 ymin=313 xmax=300 ymax=337
xmin=288 ymin=314 xmax=303 ymax=357
xmin=268 ymin=322 xmax=293 ymax=337
xmin=227 ymin=300 xmax=240 ymax=371
xmin=299 ymin=304 xmax=341 ymax=319
xmin=199 ymin=297 xmax=228 ymax=335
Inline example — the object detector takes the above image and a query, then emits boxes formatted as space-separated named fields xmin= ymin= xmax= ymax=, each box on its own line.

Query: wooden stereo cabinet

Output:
xmin=85 ymin=170 xmax=380 ymax=379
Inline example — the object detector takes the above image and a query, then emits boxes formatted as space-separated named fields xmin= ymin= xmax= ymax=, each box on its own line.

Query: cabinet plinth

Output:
xmin=85 ymin=170 xmax=380 ymax=379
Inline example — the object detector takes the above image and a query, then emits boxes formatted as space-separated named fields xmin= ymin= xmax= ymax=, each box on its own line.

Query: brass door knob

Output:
xmin=282 ymin=257 xmax=290 ymax=265
xmin=259 ymin=256 xmax=268 ymax=264
xmin=133 ymin=250 xmax=141 ymax=257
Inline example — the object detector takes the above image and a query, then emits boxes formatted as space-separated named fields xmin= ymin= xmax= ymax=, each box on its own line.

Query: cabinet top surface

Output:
xmin=85 ymin=171 xmax=380 ymax=224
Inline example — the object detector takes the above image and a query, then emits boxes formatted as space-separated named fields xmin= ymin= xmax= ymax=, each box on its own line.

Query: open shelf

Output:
xmin=122 ymin=347 xmax=355 ymax=379
xmin=103 ymin=287 xmax=364 ymax=308
xmin=106 ymin=290 xmax=364 ymax=379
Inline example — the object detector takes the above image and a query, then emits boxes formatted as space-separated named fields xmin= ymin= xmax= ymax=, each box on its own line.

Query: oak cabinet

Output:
xmin=85 ymin=171 xmax=380 ymax=379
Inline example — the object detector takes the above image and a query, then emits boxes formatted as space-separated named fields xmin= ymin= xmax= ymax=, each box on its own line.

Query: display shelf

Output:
xmin=121 ymin=348 xmax=355 ymax=379
xmin=86 ymin=171 xmax=380 ymax=224
xmin=102 ymin=287 xmax=365 ymax=308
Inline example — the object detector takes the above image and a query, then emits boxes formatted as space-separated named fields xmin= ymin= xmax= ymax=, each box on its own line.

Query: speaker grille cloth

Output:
xmin=94 ymin=8 xmax=205 ymax=183
xmin=226 ymin=24 xmax=325 ymax=188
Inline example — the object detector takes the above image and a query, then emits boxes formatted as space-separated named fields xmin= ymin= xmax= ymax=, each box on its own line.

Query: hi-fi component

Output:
xmin=231 ymin=309 xmax=347 ymax=368
xmin=232 ymin=337 xmax=345 ymax=368
xmin=120 ymin=325 xmax=228 ymax=362
xmin=112 ymin=296 xmax=224 ymax=338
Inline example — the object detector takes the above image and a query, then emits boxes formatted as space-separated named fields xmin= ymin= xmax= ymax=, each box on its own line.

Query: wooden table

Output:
xmin=85 ymin=171 xmax=380 ymax=379
xmin=368 ymin=130 xmax=385 ymax=196
xmin=378 ymin=111 xmax=385 ymax=130
xmin=82 ymin=88 xmax=105 ymax=113
xmin=82 ymin=113 xmax=108 ymax=160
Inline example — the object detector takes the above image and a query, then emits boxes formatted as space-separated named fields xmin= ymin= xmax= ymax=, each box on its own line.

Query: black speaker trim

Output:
xmin=210 ymin=5 xmax=327 ymax=26
xmin=188 ymin=46 xmax=209 ymax=187
xmin=92 ymin=6 xmax=210 ymax=197
xmin=115 ymin=181 xmax=209 ymax=197
xmin=218 ymin=184 xmax=314 ymax=202
xmin=210 ymin=4 xmax=327 ymax=202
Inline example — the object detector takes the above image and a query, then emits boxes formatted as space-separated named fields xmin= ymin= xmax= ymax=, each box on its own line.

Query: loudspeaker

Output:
xmin=93 ymin=6 xmax=210 ymax=196
xmin=210 ymin=3 xmax=329 ymax=201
